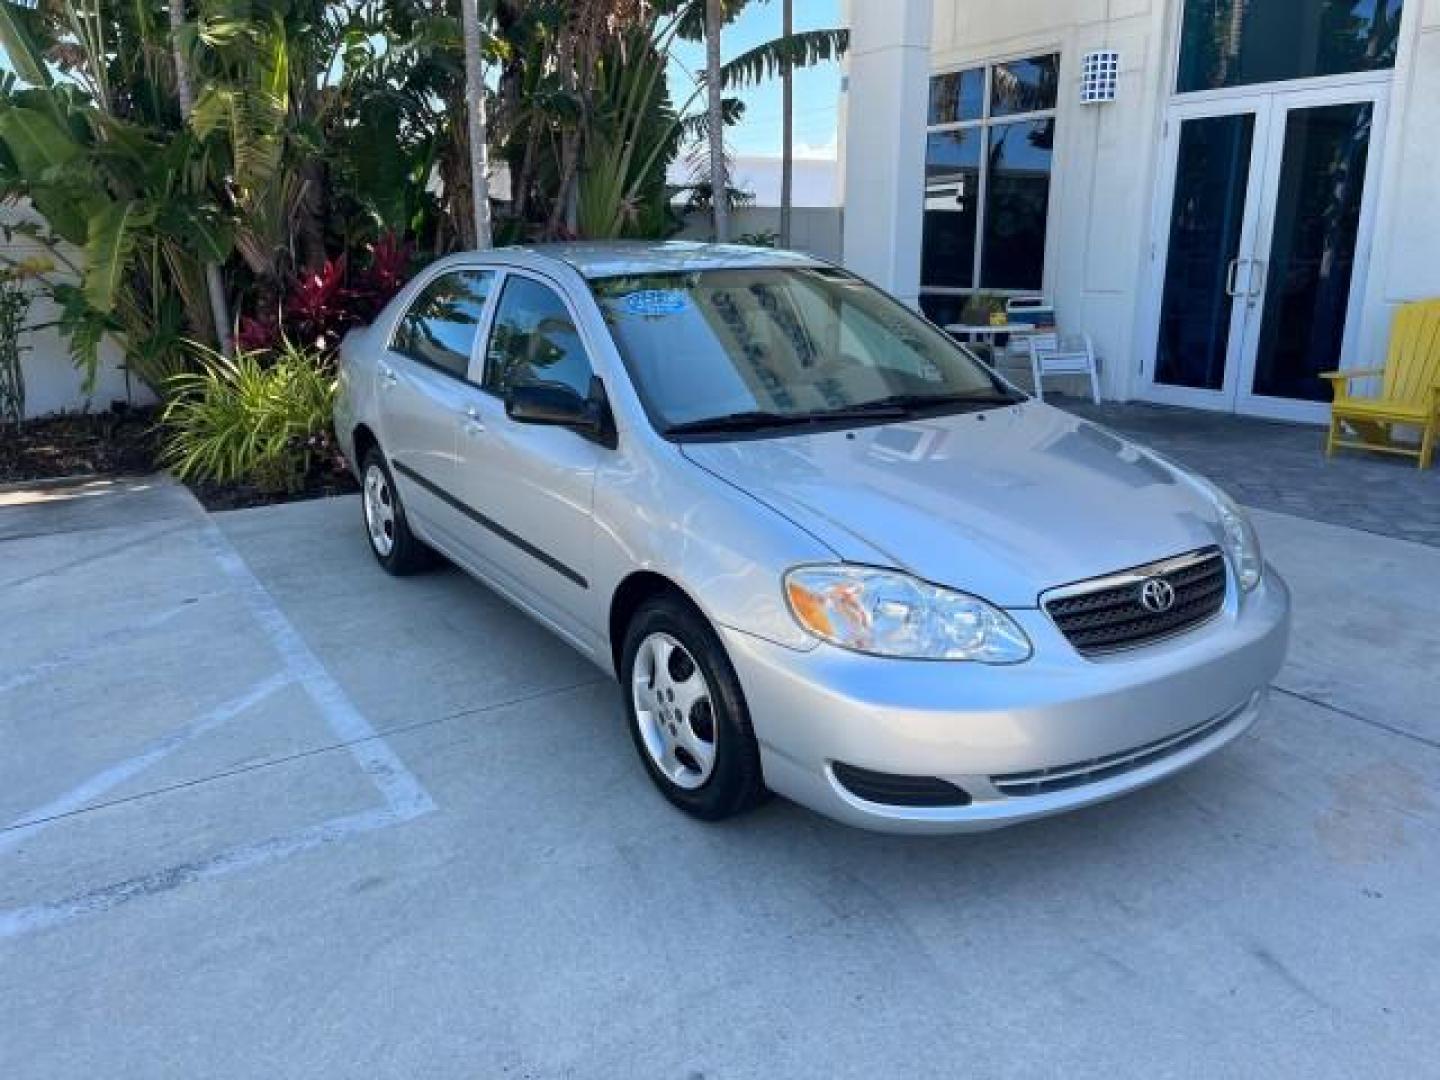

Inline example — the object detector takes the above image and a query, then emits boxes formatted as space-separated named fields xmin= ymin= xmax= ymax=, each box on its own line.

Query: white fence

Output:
xmin=676 ymin=206 xmax=844 ymax=264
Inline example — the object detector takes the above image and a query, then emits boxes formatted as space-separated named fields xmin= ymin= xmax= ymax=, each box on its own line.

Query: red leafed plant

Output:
xmin=236 ymin=232 xmax=416 ymax=359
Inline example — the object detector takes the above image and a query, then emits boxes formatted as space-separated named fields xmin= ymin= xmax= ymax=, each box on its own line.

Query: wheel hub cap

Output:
xmin=631 ymin=632 xmax=717 ymax=790
xmin=363 ymin=465 xmax=396 ymax=557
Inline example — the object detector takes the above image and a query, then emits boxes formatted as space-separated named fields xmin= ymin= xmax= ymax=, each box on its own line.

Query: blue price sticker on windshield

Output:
xmin=622 ymin=290 xmax=689 ymax=317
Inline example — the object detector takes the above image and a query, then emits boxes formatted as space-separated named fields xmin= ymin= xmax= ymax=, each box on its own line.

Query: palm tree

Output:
xmin=705 ymin=0 xmax=729 ymax=242
xmin=779 ymin=0 xmax=793 ymax=248
xmin=709 ymin=6 xmax=847 ymax=247
xmin=460 ymin=0 xmax=493 ymax=249
xmin=168 ymin=0 xmax=233 ymax=353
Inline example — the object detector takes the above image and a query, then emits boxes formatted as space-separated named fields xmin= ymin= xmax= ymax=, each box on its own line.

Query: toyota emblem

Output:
xmin=1138 ymin=576 xmax=1177 ymax=614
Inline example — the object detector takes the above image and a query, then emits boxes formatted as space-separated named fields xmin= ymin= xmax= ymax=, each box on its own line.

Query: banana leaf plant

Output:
xmin=0 ymin=0 xmax=235 ymax=392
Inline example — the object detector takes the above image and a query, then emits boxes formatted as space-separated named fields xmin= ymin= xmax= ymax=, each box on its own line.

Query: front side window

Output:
xmin=484 ymin=276 xmax=595 ymax=399
xmin=391 ymin=270 xmax=494 ymax=379
xmin=591 ymin=267 xmax=1017 ymax=436
xmin=1177 ymin=0 xmax=1403 ymax=93
xmin=921 ymin=53 xmax=1058 ymax=315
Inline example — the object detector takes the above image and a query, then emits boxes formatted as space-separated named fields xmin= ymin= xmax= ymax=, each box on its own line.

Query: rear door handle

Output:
xmin=379 ymin=364 xmax=399 ymax=387
xmin=462 ymin=405 xmax=485 ymax=435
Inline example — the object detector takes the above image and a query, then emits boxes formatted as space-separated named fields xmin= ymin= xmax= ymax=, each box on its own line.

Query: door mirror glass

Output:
xmin=506 ymin=381 xmax=601 ymax=432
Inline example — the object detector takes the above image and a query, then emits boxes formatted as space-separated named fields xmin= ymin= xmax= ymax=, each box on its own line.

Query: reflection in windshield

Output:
xmin=591 ymin=267 xmax=1016 ymax=434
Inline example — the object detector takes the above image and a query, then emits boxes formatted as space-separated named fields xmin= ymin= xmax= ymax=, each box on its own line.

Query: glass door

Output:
xmin=1148 ymin=101 xmax=1269 ymax=409
xmin=1235 ymin=89 xmax=1381 ymax=419
xmin=1143 ymin=85 xmax=1386 ymax=420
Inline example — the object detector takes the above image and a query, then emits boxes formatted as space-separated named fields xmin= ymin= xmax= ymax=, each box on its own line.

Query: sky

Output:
xmin=668 ymin=0 xmax=846 ymax=160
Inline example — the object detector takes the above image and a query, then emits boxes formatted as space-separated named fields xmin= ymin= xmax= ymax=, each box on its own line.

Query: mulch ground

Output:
xmin=1 ymin=409 xmax=357 ymax=510
xmin=0 ymin=409 xmax=161 ymax=483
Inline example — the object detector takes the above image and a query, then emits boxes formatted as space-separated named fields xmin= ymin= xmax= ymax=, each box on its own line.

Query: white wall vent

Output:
xmin=1080 ymin=50 xmax=1120 ymax=104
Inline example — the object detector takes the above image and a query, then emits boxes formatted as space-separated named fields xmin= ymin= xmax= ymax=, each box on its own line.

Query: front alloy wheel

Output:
xmin=620 ymin=595 xmax=767 ymax=821
xmin=632 ymin=632 xmax=718 ymax=790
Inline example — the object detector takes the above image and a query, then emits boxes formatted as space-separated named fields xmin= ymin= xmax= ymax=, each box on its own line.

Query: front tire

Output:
xmin=621 ymin=595 xmax=767 ymax=821
xmin=360 ymin=447 xmax=434 ymax=576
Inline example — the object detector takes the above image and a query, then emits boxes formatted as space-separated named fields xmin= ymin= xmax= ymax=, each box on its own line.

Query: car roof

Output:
xmin=494 ymin=240 xmax=825 ymax=280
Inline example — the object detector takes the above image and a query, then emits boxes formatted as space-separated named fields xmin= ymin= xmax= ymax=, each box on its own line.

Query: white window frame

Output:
xmin=920 ymin=52 xmax=1060 ymax=305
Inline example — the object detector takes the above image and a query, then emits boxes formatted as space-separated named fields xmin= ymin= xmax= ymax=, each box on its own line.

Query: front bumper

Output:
xmin=721 ymin=568 xmax=1290 ymax=834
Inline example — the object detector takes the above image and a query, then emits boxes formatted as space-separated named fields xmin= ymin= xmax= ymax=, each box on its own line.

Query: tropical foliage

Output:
xmin=0 ymin=0 xmax=844 ymax=484
xmin=0 ymin=267 xmax=30 ymax=428
xmin=160 ymin=341 xmax=337 ymax=492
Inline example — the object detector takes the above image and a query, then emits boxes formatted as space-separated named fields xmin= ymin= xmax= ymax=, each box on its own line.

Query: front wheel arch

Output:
xmin=608 ymin=570 xmax=711 ymax=679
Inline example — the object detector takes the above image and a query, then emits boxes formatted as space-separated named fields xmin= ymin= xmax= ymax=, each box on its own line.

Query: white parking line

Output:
xmin=0 ymin=523 xmax=436 ymax=941
xmin=0 ymin=673 xmax=293 ymax=857
xmin=197 ymin=527 xmax=437 ymax=820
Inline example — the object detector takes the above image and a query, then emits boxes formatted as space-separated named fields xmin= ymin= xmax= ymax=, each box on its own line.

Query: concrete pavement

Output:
xmin=1 ymin=477 xmax=1436 ymax=1078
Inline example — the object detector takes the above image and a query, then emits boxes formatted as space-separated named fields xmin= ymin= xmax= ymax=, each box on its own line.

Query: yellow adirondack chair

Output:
xmin=1322 ymin=298 xmax=1440 ymax=470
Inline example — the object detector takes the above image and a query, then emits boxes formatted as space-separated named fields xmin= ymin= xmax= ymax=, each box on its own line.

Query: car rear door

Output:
xmin=450 ymin=270 xmax=605 ymax=647
xmin=376 ymin=267 xmax=497 ymax=552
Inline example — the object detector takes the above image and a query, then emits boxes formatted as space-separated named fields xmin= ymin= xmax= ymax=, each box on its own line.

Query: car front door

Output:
xmin=377 ymin=268 xmax=496 ymax=552
xmin=452 ymin=270 xmax=604 ymax=647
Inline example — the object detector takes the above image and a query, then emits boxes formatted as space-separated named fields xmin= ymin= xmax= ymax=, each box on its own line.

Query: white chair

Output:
xmin=1028 ymin=331 xmax=1101 ymax=403
xmin=1003 ymin=296 xmax=1052 ymax=363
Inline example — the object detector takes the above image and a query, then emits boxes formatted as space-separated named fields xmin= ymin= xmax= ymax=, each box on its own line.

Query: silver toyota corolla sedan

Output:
xmin=334 ymin=241 xmax=1290 ymax=833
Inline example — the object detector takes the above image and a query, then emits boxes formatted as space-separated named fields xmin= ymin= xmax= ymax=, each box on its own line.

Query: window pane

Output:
xmin=928 ymin=68 xmax=983 ymax=125
xmin=1177 ymin=0 xmax=1403 ymax=93
xmin=1250 ymin=102 xmax=1373 ymax=401
xmin=918 ymin=294 xmax=969 ymax=329
xmin=990 ymin=54 xmax=1059 ymax=117
xmin=1155 ymin=114 xmax=1256 ymax=391
xmin=393 ymin=270 xmax=493 ymax=379
xmin=981 ymin=119 xmax=1054 ymax=290
xmin=922 ymin=130 xmax=981 ymax=289
xmin=485 ymin=277 xmax=594 ymax=399
xmin=591 ymin=268 xmax=1008 ymax=429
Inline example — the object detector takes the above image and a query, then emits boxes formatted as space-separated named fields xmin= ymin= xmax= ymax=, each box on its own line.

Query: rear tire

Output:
xmin=621 ymin=594 xmax=767 ymax=821
xmin=360 ymin=447 xmax=434 ymax=576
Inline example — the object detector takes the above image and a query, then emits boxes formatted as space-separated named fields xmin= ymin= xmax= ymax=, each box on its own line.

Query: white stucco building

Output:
xmin=842 ymin=0 xmax=1436 ymax=421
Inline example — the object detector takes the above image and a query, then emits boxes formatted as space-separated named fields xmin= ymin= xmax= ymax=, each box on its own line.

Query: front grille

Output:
xmin=991 ymin=701 xmax=1248 ymax=797
xmin=832 ymin=763 xmax=972 ymax=808
xmin=1044 ymin=547 xmax=1227 ymax=656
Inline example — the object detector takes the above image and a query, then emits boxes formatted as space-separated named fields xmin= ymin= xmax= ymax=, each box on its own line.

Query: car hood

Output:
xmin=680 ymin=402 xmax=1225 ymax=608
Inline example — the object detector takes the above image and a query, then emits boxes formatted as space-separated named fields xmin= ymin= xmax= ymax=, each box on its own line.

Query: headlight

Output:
xmin=784 ymin=566 xmax=1032 ymax=663
xmin=1214 ymin=489 xmax=1263 ymax=592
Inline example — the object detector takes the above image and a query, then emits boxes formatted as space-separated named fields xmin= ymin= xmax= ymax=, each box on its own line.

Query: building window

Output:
xmin=921 ymin=54 xmax=1058 ymax=320
xmin=1177 ymin=0 xmax=1403 ymax=94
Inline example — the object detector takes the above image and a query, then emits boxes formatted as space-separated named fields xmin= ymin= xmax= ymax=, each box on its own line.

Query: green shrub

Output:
xmin=161 ymin=343 xmax=336 ymax=493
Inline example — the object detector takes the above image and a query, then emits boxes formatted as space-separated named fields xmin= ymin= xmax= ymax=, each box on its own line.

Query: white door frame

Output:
xmin=1138 ymin=76 xmax=1390 ymax=422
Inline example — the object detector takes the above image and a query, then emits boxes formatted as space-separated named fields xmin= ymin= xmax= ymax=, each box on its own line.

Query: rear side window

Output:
xmin=392 ymin=270 xmax=495 ymax=379
xmin=483 ymin=276 xmax=594 ymax=399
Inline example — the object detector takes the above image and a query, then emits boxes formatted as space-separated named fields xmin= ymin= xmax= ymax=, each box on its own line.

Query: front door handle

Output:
xmin=379 ymin=364 xmax=399 ymax=387
xmin=462 ymin=405 xmax=485 ymax=435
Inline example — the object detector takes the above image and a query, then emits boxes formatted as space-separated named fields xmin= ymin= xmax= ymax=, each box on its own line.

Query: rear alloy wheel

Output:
xmin=622 ymin=595 xmax=767 ymax=821
xmin=360 ymin=447 xmax=433 ymax=575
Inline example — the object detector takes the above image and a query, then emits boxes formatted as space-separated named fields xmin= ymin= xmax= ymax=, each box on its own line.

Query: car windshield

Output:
xmin=589 ymin=266 xmax=1019 ymax=437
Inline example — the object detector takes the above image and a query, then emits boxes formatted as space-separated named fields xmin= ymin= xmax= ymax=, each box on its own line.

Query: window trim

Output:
xmin=921 ymin=50 xmax=1060 ymax=302
xmin=475 ymin=268 xmax=602 ymax=403
xmin=386 ymin=265 xmax=500 ymax=386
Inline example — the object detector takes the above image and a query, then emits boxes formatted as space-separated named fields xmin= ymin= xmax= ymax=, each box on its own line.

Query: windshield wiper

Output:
xmin=664 ymin=410 xmax=828 ymax=436
xmin=841 ymin=390 xmax=1021 ymax=414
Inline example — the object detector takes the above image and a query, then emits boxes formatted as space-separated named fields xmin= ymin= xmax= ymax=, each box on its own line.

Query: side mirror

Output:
xmin=505 ymin=378 xmax=614 ymax=446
